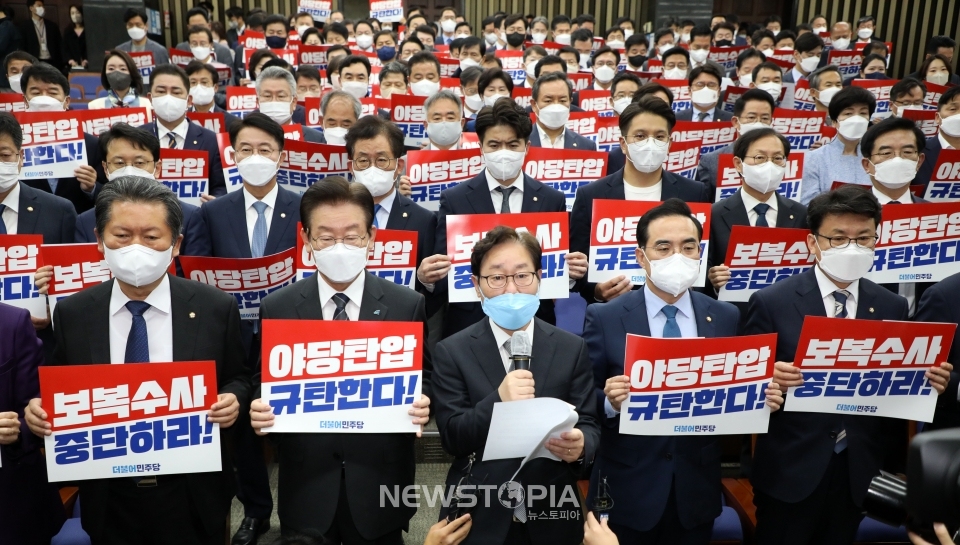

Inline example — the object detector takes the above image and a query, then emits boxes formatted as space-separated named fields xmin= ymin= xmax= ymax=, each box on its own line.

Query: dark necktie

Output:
xmin=661 ymin=305 xmax=681 ymax=338
xmin=332 ymin=293 xmax=350 ymax=320
xmin=888 ymin=200 xmax=901 ymax=204
xmin=124 ymin=301 xmax=151 ymax=363
xmin=495 ymin=186 xmax=516 ymax=214
xmin=0 ymin=204 xmax=6 ymax=234
xmin=167 ymin=132 xmax=178 ymax=149
xmin=832 ymin=289 xmax=850 ymax=452
xmin=697 ymin=111 xmax=709 ymax=121
xmin=754 ymin=203 xmax=771 ymax=227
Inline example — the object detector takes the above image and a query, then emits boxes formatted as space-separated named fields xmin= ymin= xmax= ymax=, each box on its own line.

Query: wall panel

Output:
xmin=465 ymin=0 xmax=643 ymax=37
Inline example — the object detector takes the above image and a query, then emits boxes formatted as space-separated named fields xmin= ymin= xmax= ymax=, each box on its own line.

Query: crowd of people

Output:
xmin=1 ymin=3 xmax=959 ymax=545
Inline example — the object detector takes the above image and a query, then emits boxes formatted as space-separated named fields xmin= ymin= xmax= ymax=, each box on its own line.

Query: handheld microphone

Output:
xmin=510 ymin=330 xmax=532 ymax=371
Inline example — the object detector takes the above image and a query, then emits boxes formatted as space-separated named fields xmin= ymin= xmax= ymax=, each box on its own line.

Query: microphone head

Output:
xmin=511 ymin=330 xmax=532 ymax=358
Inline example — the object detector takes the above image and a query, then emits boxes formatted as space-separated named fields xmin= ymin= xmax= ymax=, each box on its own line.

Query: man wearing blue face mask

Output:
xmin=431 ymin=225 xmax=600 ymax=545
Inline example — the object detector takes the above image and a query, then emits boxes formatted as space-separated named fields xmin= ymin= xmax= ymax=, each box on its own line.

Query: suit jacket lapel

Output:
xmin=691 ymin=294 xmax=716 ymax=338
xmin=620 ymin=290 xmax=651 ymax=337
xmin=470 ymin=318 xmax=508 ymax=390
xmin=607 ymin=172 xmax=626 ymax=200
xmin=386 ymin=194 xmax=408 ymax=230
xmin=528 ymin=127 xmax=541 ymax=147
xmin=87 ymin=281 xmax=113 ymax=363
xmin=774 ymin=194 xmax=803 ymax=227
xmin=856 ymin=282 xmax=879 ymax=319
xmin=466 ymin=174 xmax=496 ymax=214
xmin=295 ymin=275 xmax=325 ymax=320
xmin=169 ymin=276 xmax=200 ymax=361
xmin=229 ymin=192 xmax=253 ymax=258
xmin=521 ymin=175 xmax=542 ymax=212
xmin=183 ymin=122 xmax=201 ymax=149
xmin=264 ymin=187 xmax=295 ymax=255
xmin=722 ymin=191 xmax=750 ymax=231
xmin=794 ymin=269 xmax=827 ymax=318
xmin=16 ymin=185 xmax=41 ymax=235
xmin=358 ymin=273 xmax=388 ymax=320
xmin=531 ymin=320 xmax=557 ymax=397
xmin=563 ymin=131 xmax=576 ymax=149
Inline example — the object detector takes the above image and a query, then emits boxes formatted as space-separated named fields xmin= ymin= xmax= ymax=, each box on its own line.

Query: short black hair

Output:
xmin=571 ymin=28 xmax=593 ymax=46
xmin=890 ymin=77 xmax=926 ymax=102
xmin=150 ymin=63 xmax=190 ymax=91
xmin=795 ymin=32 xmax=824 ymax=54
xmin=859 ymin=116 xmax=926 ymax=157
xmin=248 ymin=49 xmax=279 ymax=76
xmin=558 ymin=46 xmax=580 ymax=63
xmin=611 ymin=71 xmax=642 ymax=97
xmin=123 ymin=7 xmax=147 ymax=24
xmin=636 ymin=198 xmax=703 ymax=247
xmin=926 ymin=36 xmax=957 ymax=56
xmin=939 ymin=85 xmax=960 ymax=108
xmin=504 ymin=14 xmax=527 ymax=31
xmin=338 ymin=55 xmax=371 ymax=76
xmin=0 ymin=111 xmax=23 ymax=149
xmin=21 ymin=62 xmax=68 ymax=95
xmin=475 ymin=98 xmax=531 ymax=144
xmin=712 ymin=22 xmax=737 ymax=39
xmin=532 ymin=71 xmax=572 ymax=102
xmin=593 ymin=45 xmax=620 ymax=66
xmin=633 ymin=82 xmax=675 ymax=105
xmin=859 ymin=53 xmax=887 ymax=74
xmin=344 ymin=115 xmax=404 ymax=160
xmin=224 ymin=7 xmax=243 ymax=20
xmin=751 ymin=61 xmax=784 ymax=80
xmin=807 ymin=184 xmax=882 ymax=234
xmin=689 ymin=24 xmax=712 ymax=42
xmin=263 ymin=14 xmax=288 ymax=32
xmin=534 ymin=55 xmax=564 ymax=78
xmin=299 ymin=175 xmax=374 ymax=235
xmin=408 ymin=51 xmax=440 ymax=76
xmin=459 ymin=65 xmax=482 ymax=86
xmin=774 ymin=29 xmax=797 ymax=45
xmin=414 ymin=24 xmax=437 ymax=38
xmin=325 ymin=23 xmax=349 ymax=41
xmin=687 ymin=63 xmax=723 ymax=86
xmin=478 ymin=68 xmax=514 ymax=96
xmin=186 ymin=24 xmax=213 ymax=43
xmin=100 ymin=122 xmax=161 ymax=162
xmin=752 ymin=29 xmax=775 ymax=46
xmin=229 ymin=112 xmax=285 ymax=151
xmin=4 ymin=51 xmax=37 ymax=75
xmin=185 ymin=6 xmax=209 ymax=22
xmin=296 ymin=65 xmax=323 ymax=85
xmin=662 ymin=46 xmax=690 ymax=64
xmin=654 ymin=28 xmax=674 ymax=46
xmin=470 ymin=226 xmax=542 ymax=277
xmin=861 ymin=41 xmax=888 ymax=57
xmin=575 ymin=14 xmax=595 ymax=26
xmin=460 ymin=36 xmax=485 ymax=56
xmin=734 ymin=88 xmax=776 ymax=117
xmin=828 ymin=86 xmax=877 ymax=122
xmin=550 ymin=14 xmax=571 ymax=31
xmin=736 ymin=48 xmax=765 ymax=70
xmin=732 ymin=127 xmax=790 ymax=159
xmin=619 ymin=95 xmax=677 ymax=133
xmin=185 ymin=60 xmax=219 ymax=86
xmin=625 ymin=33 xmax=648 ymax=51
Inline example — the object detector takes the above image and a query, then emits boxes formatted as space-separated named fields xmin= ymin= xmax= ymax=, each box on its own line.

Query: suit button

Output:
xmin=665 ymin=453 xmax=673 ymax=460
xmin=829 ymin=432 xmax=838 ymax=439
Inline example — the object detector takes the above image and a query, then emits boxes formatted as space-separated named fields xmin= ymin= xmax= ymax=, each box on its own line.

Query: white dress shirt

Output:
xmin=536 ymin=123 xmax=565 ymax=149
xmin=938 ymin=132 xmax=956 ymax=151
xmin=691 ymin=107 xmax=715 ymax=122
xmin=317 ymin=271 xmax=366 ymax=320
xmin=623 ymin=180 xmax=662 ymax=201
xmin=0 ymin=182 xmax=20 ymax=234
xmin=740 ymin=188 xmax=779 ymax=226
xmin=244 ymin=184 xmax=278 ymax=249
xmin=490 ymin=319 xmax=535 ymax=373
xmin=108 ymin=275 xmax=174 ymax=364
xmin=375 ymin=188 xmax=397 ymax=227
xmin=790 ymin=67 xmax=805 ymax=83
xmin=485 ymin=170 xmax=524 ymax=213
xmin=871 ymin=186 xmax=917 ymax=313
xmin=814 ymin=264 xmax=859 ymax=319
xmin=158 ymin=118 xmax=190 ymax=149
xmin=428 ymin=141 xmax=459 ymax=151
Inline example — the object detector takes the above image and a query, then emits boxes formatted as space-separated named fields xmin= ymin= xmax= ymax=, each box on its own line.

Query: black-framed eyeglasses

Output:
xmin=479 ymin=272 xmax=538 ymax=289
xmin=814 ymin=233 xmax=879 ymax=249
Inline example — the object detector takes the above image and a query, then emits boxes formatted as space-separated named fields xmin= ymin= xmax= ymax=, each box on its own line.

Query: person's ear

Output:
xmin=861 ymin=157 xmax=874 ymax=175
xmin=153 ymin=159 xmax=162 ymax=178
xmin=733 ymin=156 xmax=744 ymax=176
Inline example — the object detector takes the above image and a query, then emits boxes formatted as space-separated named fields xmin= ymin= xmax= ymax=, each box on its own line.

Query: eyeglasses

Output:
xmin=815 ymin=233 xmax=879 ymax=249
xmin=744 ymin=154 xmax=787 ymax=166
xmin=479 ymin=272 xmax=538 ymax=289
xmin=870 ymin=150 xmax=920 ymax=160
xmin=739 ymin=115 xmax=773 ymax=124
xmin=310 ymin=234 xmax=368 ymax=249
xmin=691 ymin=81 xmax=720 ymax=90
xmin=645 ymin=243 xmax=700 ymax=258
xmin=107 ymin=159 xmax=153 ymax=170
xmin=353 ymin=156 xmax=396 ymax=170
xmin=234 ymin=147 xmax=279 ymax=161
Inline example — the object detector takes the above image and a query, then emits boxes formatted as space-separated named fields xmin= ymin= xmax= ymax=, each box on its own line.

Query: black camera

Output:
xmin=863 ymin=429 xmax=960 ymax=543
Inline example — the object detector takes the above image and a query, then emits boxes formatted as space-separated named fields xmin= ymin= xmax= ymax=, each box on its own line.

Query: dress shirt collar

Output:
xmin=643 ymin=283 xmax=694 ymax=324
xmin=814 ymin=262 xmax=859 ymax=306
xmin=939 ymin=131 xmax=956 ymax=151
xmin=0 ymin=181 xmax=20 ymax=214
xmin=378 ymin=186 xmax=398 ymax=216
xmin=871 ymin=184 xmax=911 ymax=204
xmin=740 ymin=187 xmax=778 ymax=213
xmin=489 ymin=317 xmax=535 ymax=351
xmin=536 ymin=123 xmax=566 ymax=148
xmin=485 ymin=169 xmax=525 ymax=193
xmin=243 ymin=183 xmax=279 ymax=210
xmin=109 ymin=274 xmax=172 ymax=317
xmin=317 ymin=269 xmax=366 ymax=313
xmin=157 ymin=118 xmax=189 ymax=142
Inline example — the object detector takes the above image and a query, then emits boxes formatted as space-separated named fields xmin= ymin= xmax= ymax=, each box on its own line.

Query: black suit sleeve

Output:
xmin=431 ymin=341 xmax=502 ymax=458
xmin=217 ymin=293 xmax=251 ymax=411
xmin=205 ymin=136 xmax=226 ymax=196
xmin=60 ymin=202 xmax=78 ymax=244
xmin=413 ymin=294 xmax=432 ymax=403
xmin=914 ymin=283 xmax=960 ymax=407
xmin=570 ymin=338 xmax=601 ymax=477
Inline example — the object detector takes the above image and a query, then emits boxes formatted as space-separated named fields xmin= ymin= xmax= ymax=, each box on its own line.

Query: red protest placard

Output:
xmin=445 ymin=212 xmax=570 ymax=302
xmin=578 ymin=89 xmax=613 ymax=115
xmin=299 ymin=44 xmax=332 ymax=69
xmin=367 ymin=229 xmax=418 ymax=289
xmin=902 ymin=108 xmax=938 ymax=137
xmin=827 ymin=49 xmax=862 ymax=79
xmin=792 ymin=78 xmax=817 ymax=112
xmin=239 ymin=31 xmax=267 ymax=50
xmin=671 ymin=120 xmax=737 ymax=156
xmin=390 ymin=93 xmax=427 ymax=147
xmin=522 ymin=147 xmax=609 ymax=211
xmin=226 ymin=87 xmax=258 ymax=117
xmin=924 ymin=148 xmax=960 ymax=202
xmin=406 ymin=148 xmax=483 ymax=211
xmin=0 ymin=234 xmax=43 ymax=317
xmin=788 ymin=316 xmax=956 ymax=421
xmin=865 ymin=202 xmax=960 ymax=283
xmin=924 ymin=82 xmax=950 ymax=110
xmin=260 ymin=319 xmax=423 ymax=432
xmin=216 ymin=132 xmax=242 ymax=192
xmin=717 ymin=226 xmax=813 ymax=302
xmin=586 ymin=200 xmax=711 ymax=287
xmin=369 ymin=0 xmax=403 ymax=23
xmin=595 ymin=116 xmax=622 ymax=153
xmin=41 ymin=243 xmax=110 ymax=297
xmin=129 ymin=51 xmax=156 ymax=84
xmin=653 ymin=79 xmax=692 ymax=110
xmin=0 ymin=92 xmax=26 ymax=113
xmin=179 ymin=249 xmax=296 ymax=320
xmin=276 ymin=139 xmax=352 ymax=195
xmin=159 ymin=148 xmax=210 ymax=205
xmin=721 ymin=85 xmax=750 ymax=115
xmin=771 ymin=108 xmax=828 ymax=151
xmin=79 ymin=107 xmax=150 ymax=135
xmin=168 ymin=48 xmax=194 ymax=67
xmin=189 ymin=111 xmax=227 ymax=134
xmin=619 ymin=333 xmax=777 ymax=435
xmin=708 ymin=45 xmax=749 ymax=72
xmin=852 ymin=78 xmax=895 ymax=118
xmin=568 ymin=73 xmax=593 ymax=92
xmin=40 ymin=361 xmax=220 ymax=481
xmin=664 ymin=139 xmax=701 ymax=180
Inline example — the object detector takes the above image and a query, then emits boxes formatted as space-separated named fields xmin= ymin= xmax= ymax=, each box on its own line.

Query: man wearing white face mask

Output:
xmin=254 ymin=66 xmax=326 ymax=144
xmin=318 ymin=89 xmax=359 ymax=146
xmin=571 ymin=97 xmax=711 ymax=305
xmin=421 ymin=98 xmax=575 ymax=339
xmin=676 ymin=63 xmax=733 ymax=122
xmin=438 ymin=7 xmax=458 ymax=45
xmin=586 ymin=198 xmax=780 ymax=545
xmin=185 ymin=60 xmax=241 ymax=132
xmin=801 ymin=87 xmax=877 ymax=205
xmin=186 ymin=25 xmax=216 ymax=64
xmin=422 ymin=89 xmax=466 ymax=150
xmin=407 ymin=51 xmax=442 ymax=97
xmin=530 ymin=72 xmax=597 ymax=150
xmin=707 ymin=128 xmax=808 ymax=310
xmin=117 ymin=8 xmax=170 ymax=65
xmin=140 ymin=64 xmax=225 ymax=198
xmin=337 ymin=55 xmax=371 ymax=100
xmin=686 ymin=25 xmax=713 ymax=68
xmin=783 ymin=32 xmax=824 ymax=84
xmin=521 ymin=45 xmax=546 ymax=88
xmin=591 ymin=46 xmax=619 ymax=91
xmin=25 ymin=176 xmax=250 ymax=545
xmin=248 ymin=176 xmax=431 ymax=543
xmin=807 ymin=65 xmax=843 ymax=120
xmin=19 ymin=0 xmax=61 ymax=67
xmin=916 ymin=85 xmax=960 ymax=188
xmin=696 ymin=89 xmax=776 ymax=199
xmin=18 ymin=63 xmax=109 ymax=214
xmin=745 ymin=184 xmax=953 ymax=545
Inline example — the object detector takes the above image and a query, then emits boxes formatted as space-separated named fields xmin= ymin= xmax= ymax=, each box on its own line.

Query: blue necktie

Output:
xmin=124 ymin=301 xmax=151 ymax=363
xmin=754 ymin=203 xmax=771 ymax=227
xmin=332 ymin=293 xmax=350 ymax=320
xmin=0 ymin=204 xmax=6 ymax=234
xmin=167 ymin=132 xmax=178 ymax=149
xmin=661 ymin=305 xmax=681 ymax=338
xmin=832 ymin=289 xmax=850 ymax=453
xmin=373 ymin=204 xmax=382 ymax=228
xmin=251 ymin=201 xmax=268 ymax=258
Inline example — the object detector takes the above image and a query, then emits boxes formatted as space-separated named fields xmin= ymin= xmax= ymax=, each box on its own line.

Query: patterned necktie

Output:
xmin=832 ymin=289 xmax=850 ymax=452
xmin=661 ymin=305 xmax=681 ymax=338
xmin=754 ymin=203 xmax=771 ymax=227
xmin=0 ymin=204 xmax=6 ymax=234
xmin=373 ymin=204 xmax=382 ymax=228
xmin=495 ymin=186 xmax=516 ymax=214
xmin=697 ymin=111 xmax=709 ymax=121
xmin=167 ymin=132 xmax=178 ymax=149
xmin=124 ymin=301 xmax=151 ymax=363
xmin=332 ymin=293 xmax=350 ymax=320
xmin=251 ymin=201 xmax=268 ymax=258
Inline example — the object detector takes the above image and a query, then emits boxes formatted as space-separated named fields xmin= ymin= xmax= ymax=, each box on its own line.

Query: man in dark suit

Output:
xmin=186 ymin=60 xmax=242 ymax=133
xmin=140 ymin=63 xmax=226 ymax=198
xmin=915 ymin=85 xmax=960 ymax=189
xmin=255 ymin=66 xmax=327 ymax=144
xmin=570 ymin=97 xmax=711 ymax=305
xmin=25 ymin=176 xmax=250 ymax=545
xmin=18 ymin=1 xmax=61 ymax=72
xmin=529 ymin=71 xmax=597 ymax=151
xmin=416 ymin=98 xmax=586 ymax=339
xmin=0 ymin=303 xmax=66 ymax=545
xmin=744 ymin=185 xmax=952 ymax=545
xmin=707 ymin=127 xmax=808 ymax=320
xmin=675 ymin=63 xmax=734 ymax=123
xmin=584 ymin=198 xmax=780 ymax=544
xmin=697 ymin=89 xmax=776 ymax=200
xmin=915 ymin=271 xmax=960 ymax=430
xmin=19 ymin=63 xmax=107 ymax=214
xmin=199 ymin=112 xmax=300 ymax=544
xmin=432 ymin=226 xmax=600 ymax=545
xmin=784 ymin=32 xmax=825 ymax=84
xmin=249 ymin=177 xmax=431 ymax=544
xmin=606 ymin=83 xmax=677 ymax=175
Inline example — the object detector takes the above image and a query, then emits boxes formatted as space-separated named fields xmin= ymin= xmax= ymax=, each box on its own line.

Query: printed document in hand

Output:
xmin=482 ymin=397 xmax=578 ymax=479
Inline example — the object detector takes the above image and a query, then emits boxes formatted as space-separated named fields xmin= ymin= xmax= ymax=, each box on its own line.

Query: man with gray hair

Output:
xmin=254 ymin=65 xmax=325 ymax=143
xmin=530 ymin=71 xmax=597 ymax=150
xmin=319 ymin=89 xmax=361 ymax=146
xmin=25 ymin=176 xmax=250 ymax=545
xmin=423 ymin=89 xmax=465 ymax=150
